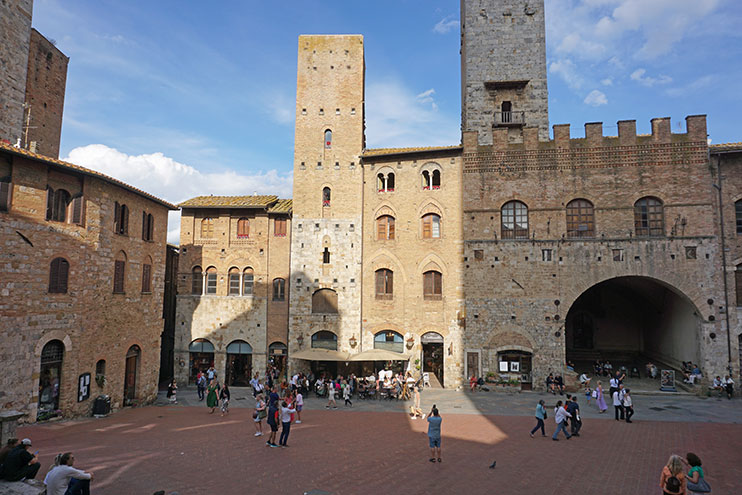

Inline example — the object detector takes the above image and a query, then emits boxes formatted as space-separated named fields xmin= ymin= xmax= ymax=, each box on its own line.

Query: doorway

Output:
xmin=421 ymin=332 xmax=444 ymax=387
xmin=38 ymin=340 xmax=64 ymax=421
xmin=226 ymin=340 xmax=252 ymax=387
xmin=188 ymin=339 xmax=215 ymax=384
xmin=124 ymin=345 xmax=140 ymax=406
xmin=269 ymin=342 xmax=287 ymax=377
xmin=466 ymin=352 xmax=480 ymax=380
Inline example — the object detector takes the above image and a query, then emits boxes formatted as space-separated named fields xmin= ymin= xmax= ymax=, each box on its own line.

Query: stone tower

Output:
xmin=0 ymin=0 xmax=33 ymax=144
xmin=460 ymin=0 xmax=549 ymax=144
xmin=288 ymin=35 xmax=365 ymax=368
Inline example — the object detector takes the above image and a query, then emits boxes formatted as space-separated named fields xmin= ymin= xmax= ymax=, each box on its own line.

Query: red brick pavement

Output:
xmin=18 ymin=406 xmax=741 ymax=494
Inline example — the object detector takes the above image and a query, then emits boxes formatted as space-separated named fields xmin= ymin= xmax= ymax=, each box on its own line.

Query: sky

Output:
xmin=31 ymin=0 xmax=742 ymax=243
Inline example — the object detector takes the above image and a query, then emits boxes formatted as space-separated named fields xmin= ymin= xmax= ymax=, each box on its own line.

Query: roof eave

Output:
xmin=361 ymin=146 xmax=463 ymax=160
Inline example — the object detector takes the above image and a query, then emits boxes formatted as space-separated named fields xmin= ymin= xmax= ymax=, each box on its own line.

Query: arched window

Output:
xmin=323 ymin=247 xmax=331 ymax=264
xmin=141 ymin=255 xmax=152 ymax=293
xmin=39 ymin=340 xmax=64 ymax=417
xmin=566 ymin=199 xmax=595 ymax=238
xmin=272 ymin=278 xmax=286 ymax=301
xmin=377 ymin=172 xmax=395 ymax=192
xmin=387 ymin=172 xmax=395 ymax=191
xmin=237 ymin=218 xmax=249 ymax=238
xmin=374 ymin=330 xmax=404 ymax=353
xmin=311 ymin=331 xmax=338 ymax=350
xmin=634 ymin=197 xmax=664 ymax=236
xmin=377 ymin=215 xmax=395 ymax=240
xmin=48 ymin=257 xmax=69 ymax=293
xmin=501 ymin=101 xmax=512 ymax=123
xmin=322 ymin=187 xmax=331 ymax=207
xmin=312 ymin=288 xmax=338 ymax=314
xmin=142 ymin=211 xmax=154 ymax=241
xmin=113 ymin=202 xmax=129 ymax=235
xmin=421 ymin=164 xmax=442 ymax=190
xmin=423 ymin=270 xmax=442 ymax=300
xmin=324 ymin=129 xmax=332 ymax=149
xmin=191 ymin=266 xmax=203 ymax=295
xmin=375 ymin=269 xmax=393 ymax=300
xmin=422 ymin=170 xmax=431 ymax=189
xmin=736 ymin=200 xmax=742 ymax=234
xmin=201 ymin=218 xmax=214 ymax=238
xmin=422 ymin=213 xmax=441 ymax=239
xmin=205 ymin=267 xmax=217 ymax=294
xmin=242 ymin=267 xmax=254 ymax=296
xmin=96 ymin=359 xmax=106 ymax=378
xmin=228 ymin=267 xmax=240 ymax=295
xmin=501 ymin=201 xmax=528 ymax=239
xmin=113 ymin=251 xmax=126 ymax=293
xmin=46 ymin=188 xmax=71 ymax=222
xmin=432 ymin=170 xmax=440 ymax=189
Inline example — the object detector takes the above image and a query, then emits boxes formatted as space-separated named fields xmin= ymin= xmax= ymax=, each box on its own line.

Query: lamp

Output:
xmin=297 ymin=334 xmax=304 ymax=348
xmin=406 ymin=336 xmax=415 ymax=350
xmin=349 ymin=335 xmax=357 ymax=348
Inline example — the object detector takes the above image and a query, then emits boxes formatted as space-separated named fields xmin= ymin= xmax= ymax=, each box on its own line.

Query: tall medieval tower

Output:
xmin=461 ymin=0 xmax=549 ymax=144
xmin=288 ymin=35 xmax=365 ymax=368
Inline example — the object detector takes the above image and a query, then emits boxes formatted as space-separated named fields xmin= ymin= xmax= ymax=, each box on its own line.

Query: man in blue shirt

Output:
xmin=426 ymin=406 xmax=442 ymax=463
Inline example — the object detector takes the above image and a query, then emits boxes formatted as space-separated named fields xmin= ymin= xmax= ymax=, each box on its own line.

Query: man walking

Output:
xmin=426 ymin=405 xmax=442 ymax=463
xmin=552 ymin=401 xmax=572 ymax=441
xmin=567 ymin=396 xmax=582 ymax=436
xmin=623 ymin=389 xmax=634 ymax=423
xmin=196 ymin=372 xmax=206 ymax=401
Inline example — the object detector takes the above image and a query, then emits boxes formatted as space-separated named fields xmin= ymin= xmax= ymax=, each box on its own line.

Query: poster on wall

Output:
xmin=660 ymin=370 xmax=676 ymax=392
xmin=78 ymin=373 xmax=91 ymax=402
xmin=499 ymin=361 xmax=508 ymax=372
xmin=510 ymin=361 xmax=520 ymax=372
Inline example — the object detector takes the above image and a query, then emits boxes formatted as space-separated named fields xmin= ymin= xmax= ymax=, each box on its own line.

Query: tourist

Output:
xmin=254 ymin=394 xmax=266 ymax=436
xmin=219 ymin=383 xmax=231 ymax=416
xmin=343 ymin=380 xmax=353 ymax=407
xmin=612 ymin=387 xmax=624 ymax=421
xmin=660 ymin=454 xmax=686 ymax=495
xmin=546 ymin=373 xmax=555 ymax=394
xmin=529 ymin=400 xmax=546 ymax=438
xmin=609 ymin=374 xmax=620 ymax=398
xmin=326 ymin=380 xmax=337 ymax=409
xmin=278 ymin=401 xmax=297 ymax=447
xmin=585 ymin=386 xmax=593 ymax=405
xmin=409 ymin=385 xmax=424 ymax=419
xmin=684 ymin=452 xmax=711 ymax=493
xmin=196 ymin=372 xmax=206 ymax=401
xmin=554 ymin=374 xmax=565 ymax=395
xmin=724 ymin=375 xmax=734 ymax=399
xmin=249 ymin=372 xmax=260 ymax=397
xmin=426 ymin=405 xmax=442 ymax=463
xmin=293 ymin=389 xmax=303 ymax=423
xmin=593 ymin=360 xmax=603 ymax=376
xmin=623 ymin=389 xmax=634 ymax=423
xmin=595 ymin=381 xmax=607 ymax=413
xmin=469 ymin=374 xmax=478 ymax=392
xmin=710 ymin=376 xmax=723 ymax=396
xmin=166 ymin=379 xmax=177 ymax=404
xmin=206 ymin=379 xmax=219 ymax=414
xmin=266 ymin=391 xmax=279 ymax=448
xmin=2 ymin=438 xmax=41 ymax=481
xmin=567 ymin=396 xmax=581 ymax=436
xmin=0 ymin=438 xmax=18 ymax=478
xmin=44 ymin=452 xmax=93 ymax=495
xmin=206 ymin=366 xmax=216 ymax=383
xmin=604 ymin=361 xmax=613 ymax=375
xmin=578 ymin=372 xmax=591 ymax=388
xmin=551 ymin=401 xmax=572 ymax=441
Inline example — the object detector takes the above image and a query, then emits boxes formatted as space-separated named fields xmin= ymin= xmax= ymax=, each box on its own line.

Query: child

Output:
xmin=343 ymin=380 xmax=353 ymax=407
xmin=295 ymin=390 xmax=303 ymax=423
xmin=167 ymin=380 xmax=178 ymax=404
xmin=585 ymin=386 xmax=592 ymax=405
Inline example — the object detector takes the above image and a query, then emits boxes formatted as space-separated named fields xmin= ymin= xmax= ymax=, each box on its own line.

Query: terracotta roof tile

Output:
xmin=268 ymin=199 xmax=292 ymax=214
xmin=710 ymin=142 xmax=742 ymax=152
xmin=362 ymin=145 xmax=461 ymax=157
xmin=178 ymin=195 xmax=279 ymax=208
xmin=0 ymin=141 xmax=177 ymax=209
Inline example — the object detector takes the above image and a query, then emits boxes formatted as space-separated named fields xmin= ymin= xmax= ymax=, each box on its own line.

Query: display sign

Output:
xmin=660 ymin=369 xmax=676 ymax=392
xmin=78 ymin=373 xmax=91 ymax=402
xmin=499 ymin=361 xmax=509 ymax=372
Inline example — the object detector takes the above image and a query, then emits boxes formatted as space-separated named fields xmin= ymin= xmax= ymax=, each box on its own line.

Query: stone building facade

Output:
xmin=0 ymin=0 xmax=33 ymax=145
xmin=0 ymin=141 xmax=174 ymax=422
xmin=174 ymin=196 xmax=292 ymax=386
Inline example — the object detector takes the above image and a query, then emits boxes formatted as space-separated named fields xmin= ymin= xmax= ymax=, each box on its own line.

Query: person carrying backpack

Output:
xmin=660 ymin=454 xmax=686 ymax=495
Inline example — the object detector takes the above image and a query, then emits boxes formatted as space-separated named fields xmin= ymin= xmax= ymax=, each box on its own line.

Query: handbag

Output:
xmin=592 ymin=390 xmax=597 ymax=398
xmin=252 ymin=411 xmax=258 ymax=419
xmin=687 ymin=477 xmax=711 ymax=493
xmin=258 ymin=409 xmax=267 ymax=419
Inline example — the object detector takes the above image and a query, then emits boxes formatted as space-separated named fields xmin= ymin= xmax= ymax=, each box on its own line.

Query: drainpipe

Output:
xmin=713 ymin=152 xmax=734 ymax=375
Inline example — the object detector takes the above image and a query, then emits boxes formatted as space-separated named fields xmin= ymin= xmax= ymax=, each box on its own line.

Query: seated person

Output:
xmin=554 ymin=374 xmax=565 ymax=395
xmin=593 ymin=361 xmax=603 ymax=376
xmin=469 ymin=374 xmax=478 ymax=392
xmin=2 ymin=438 xmax=40 ymax=481
xmin=691 ymin=364 xmax=702 ymax=377
xmin=710 ymin=376 xmax=723 ymax=393
xmin=603 ymin=361 xmax=613 ymax=375
xmin=566 ymin=361 xmax=575 ymax=372
xmin=578 ymin=373 xmax=591 ymax=388
xmin=546 ymin=373 xmax=555 ymax=394
xmin=682 ymin=361 xmax=692 ymax=373
xmin=44 ymin=452 xmax=93 ymax=495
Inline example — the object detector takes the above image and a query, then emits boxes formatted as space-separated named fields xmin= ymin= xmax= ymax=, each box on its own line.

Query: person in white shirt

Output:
xmin=249 ymin=373 xmax=260 ymax=397
xmin=551 ymin=401 xmax=572 ymax=441
xmin=612 ymin=388 xmax=624 ymax=421
xmin=623 ymin=389 xmax=634 ymax=423
xmin=724 ymin=375 xmax=734 ymax=399
xmin=44 ymin=452 xmax=93 ymax=495
xmin=295 ymin=391 xmax=304 ymax=423
xmin=278 ymin=401 xmax=297 ymax=447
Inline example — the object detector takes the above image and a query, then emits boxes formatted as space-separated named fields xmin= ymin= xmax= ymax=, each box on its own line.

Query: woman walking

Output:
xmin=595 ymin=381 xmax=608 ymax=413
xmin=278 ymin=401 xmax=297 ymax=447
xmin=409 ymin=386 xmax=424 ymax=419
xmin=206 ymin=379 xmax=219 ymax=414
xmin=254 ymin=394 xmax=266 ymax=436
xmin=220 ymin=383 xmax=231 ymax=416
xmin=530 ymin=399 xmax=547 ymax=437
xmin=660 ymin=454 xmax=686 ymax=495
xmin=295 ymin=390 xmax=303 ymax=423
xmin=326 ymin=380 xmax=337 ymax=409
xmin=551 ymin=400 xmax=572 ymax=441
xmin=684 ymin=452 xmax=710 ymax=493
xmin=343 ymin=380 xmax=353 ymax=407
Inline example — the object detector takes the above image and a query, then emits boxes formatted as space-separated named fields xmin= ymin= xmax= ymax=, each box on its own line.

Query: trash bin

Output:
xmin=92 ymin=395 xmax=111 ymax=416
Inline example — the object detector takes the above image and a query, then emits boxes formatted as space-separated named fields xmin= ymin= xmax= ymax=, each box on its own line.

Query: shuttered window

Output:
xmin=423 ymin=271 xmax=442 ymax=300
xmin=71 ymin=195 xmax=83 ymax=225
xmin=237 ymin=218 xmax=249 ymax=238
xmin=205 ymin=267 xmax=217 ymax=294
xmin=142 ymin=264 xmax=152 ymax=293
xmin=201 ymin=218 xmax=214 ymax=238
xmin=114 ymin=202 xmax=129 ymax=235
xmin=0 ymin=180 xmax=11 ymax=212
xmin=377 ymin=215 xmax=395 ymax=240
xmin=191 ymin=266 xmax=203 ymax=295
xmin=422 ymin=214 xmax=441 ymax=239
xmin=375 ymin=269 xmax=393 ymax=299
xmin=141 ymin=212 xmax=154 ymax=240
xmin=113 ymin=260 xmax=126 ymax=293
xmin=49 ymin=257 xmax=69 ymax=293
xmin=274 ymin=218 xmax=287 ymax=237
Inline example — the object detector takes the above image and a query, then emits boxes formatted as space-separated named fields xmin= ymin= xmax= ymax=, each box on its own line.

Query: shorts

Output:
xmin=268 ymin=420 xmax=278 ymax=432
xmin=428 ymin=436 xmax=441 ymax=448
xmin=254 ymin=414 xmax=262 ymax=423
xmin=296 ymin=405 xmax=303 ymax=412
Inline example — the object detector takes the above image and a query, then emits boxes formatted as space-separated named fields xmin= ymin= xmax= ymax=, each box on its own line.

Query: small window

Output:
xmin=142 ymin=211 xmax=155 ymax=241
xmin=377 ymin=215 xmax=395 ymax=240
xmin=191 ymin=266 xmax=203 ymax=295
xmin=273 ymin=278 xmax=286 ymax=301
xmin=96 ymin=359 xmax=106 ymax=377
xmin=566 ymin=199 xmax=595 ymax=238
xmin=243 ymin=268 xmax=254 ymax=296
xmin=324 ymin=129 xmax=332 ymax=148
xmin=311 ymin=331 xmax=337 ymax=350
xmin=375 ymin=269 xmax=393 ymax=300
xmin=141 ymin=258 xmax=152 ymax=293
xmin=422 ymin=171 xmax=431 ymax=190
xmin=228 ymin=267 xmax=240 ymax=295
xmin=274 ymin=218 xmax=287 ymax=237
xmin=685 ymin=246 xmax=697 ymax=260
xmin=422 ymin=213 xmax=441 ymax=239
xmin=612 ymin=249 xmax=624 ymax=262
xmin=47 ymin=188 xmax=71 ymax=222
xmin=237 ymin=218 xmax=249 ymax=238
xmin=113 ymin=251 xmax=127 ymax=293
xmin=0 ymin=160 xmax=11 ymax=211
xmin=542 ymin=249 xmax=553 ymax=262
xmin=201 ymin=218 xmax=214 ymax=238
xmin=501 ymin=101 xmax=512 ymax=123
xmin=501 ymin=201 xmax=528 ymax=239
xmin=49 ymin=257 xmax=69 ymax=293
xmin=432 ymin=170 xmax=441 ymax=189
xmin=634 ymin=197 xmax=664 ymax=236
xmin=323 ymin=187 xmax=331 ymax=207
xmin=323 ymin=247 xmax=331 ymax=264
xmin=423 ymin=270 xmax=442 ymax=300
xmin=474 ymin=249 xmax=484 ymax=260
xmin=113 ymin=202 xmax=129 ymax=235
xmin=205 ymin=267 xmax=217 ymax=294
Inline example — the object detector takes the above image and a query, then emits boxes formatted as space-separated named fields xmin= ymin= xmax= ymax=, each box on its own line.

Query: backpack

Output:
xmin=665 ymin=475 xmax=681 ymax=493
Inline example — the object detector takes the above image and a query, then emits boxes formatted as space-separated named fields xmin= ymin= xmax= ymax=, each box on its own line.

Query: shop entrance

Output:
xmin=38 ymin=340 xmax=64 ymax=421
xmin=123 ymin=345 xmax=140 ymax=406
xmin=269 ymin=342 xmax=287 ymax=377
xmin=421 ymin=332 xmax=444 ymax=387
xmin=226 ymin=340 xmax=252 ymax=387
xmin=188 ymin=339 xmax=215 ymax=384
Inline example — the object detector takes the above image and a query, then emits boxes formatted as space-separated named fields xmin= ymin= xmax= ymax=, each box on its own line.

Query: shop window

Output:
xmin=374 ymin=330 xmax=404 ymax=353
xmin=422 ymin=213 xmax=441 ymax=239
xmin=312 ymin=288 xmax=338 ymax=314
xmin=237 ymin=218 xmax=249 ymax=238
xmin=228 ymin=267 xmax=240 ymax=295
xmin=566 ymin=199 xmax=595 ymax=238
xmin=634 ymin=197 xmax=664 ymax=236
xmin=273 ymin=278 xmax=286 ymax=301
xmin=243 ymin=268 xmax=254 ymax=296
xmin=113 ymin=201 xmax=129 ymax=235
xmin=191 ymin=266 xmax=203 ymax=295
xmin=375 ymin=269 xmax=393 ymax=300
xmin=113 ymin=251 xmax=127 ymax=293
xmin=201 ymin=218 xmax=214 ymax=238
xmin=48 ymin=257 xmax=69 ymax=294
xmin=501 ymin=201 xmax=528 ymax=239
xmin=205 ymin=267 xmax=217 ymax=294
xmin=377 ymin=215 xmax=395 ymax=240
xmin=423 ymin=270 xmax=442 ymax=300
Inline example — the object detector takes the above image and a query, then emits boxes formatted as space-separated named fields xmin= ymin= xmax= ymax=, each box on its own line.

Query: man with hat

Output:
xmin=1 ymin=438 xmax=41 ymax=481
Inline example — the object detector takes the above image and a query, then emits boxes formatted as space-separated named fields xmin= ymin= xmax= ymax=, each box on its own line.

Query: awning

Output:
xmin=291 ymin=348 xmax=350 ymax=362
xmin=349 ymin=348 xmax=410 ymax=362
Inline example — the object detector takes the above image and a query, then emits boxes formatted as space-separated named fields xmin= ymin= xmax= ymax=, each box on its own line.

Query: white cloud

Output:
xmin=433 ymin=16 xmax=459 ymax=34
xmin=549 ymin=59 xmax=584 ymax=89
xmin=584 ymin=89 xmax=608 ymax=106
xmin=416 ymin=88 xmax=439 ymax=111
xmin=63 ymin=144 xmax=292 ymax=244
xmin=601 ymin=78 xmax=613 ymax=86
xmin=630 ymin=68 xmax=672 ymax=87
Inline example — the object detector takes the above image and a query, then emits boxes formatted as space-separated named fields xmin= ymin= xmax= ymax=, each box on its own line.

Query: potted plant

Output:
xmin=95 ymin=374 xmax=106 ymax=388
xmin=485 ymin=372 xmax=497 ymax=383
xmin=414 ymin=358 xmax=421 ymax=371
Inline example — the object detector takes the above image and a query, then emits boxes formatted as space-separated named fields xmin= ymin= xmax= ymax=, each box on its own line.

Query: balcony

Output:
xmin=494 ymin=111 xmax=526 ymax=127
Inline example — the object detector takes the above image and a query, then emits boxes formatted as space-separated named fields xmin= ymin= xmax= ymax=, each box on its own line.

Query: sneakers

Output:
xmin=295 ymin=420 xmax=301 ymax=424
xmin=411 ymin=417 xmax=417 ymax=420
xmin=254 ymin=432 xmax=262 ymax=437
xmin=269 ymin=443 xmax=278 ymax=448
xmin=552 ymin=438 xmax=559 ymax=441
xmin=529 ymin=433 xmax=534 ymax=438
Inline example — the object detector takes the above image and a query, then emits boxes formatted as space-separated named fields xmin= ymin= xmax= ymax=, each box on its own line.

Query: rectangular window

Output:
xmin=375 ymin=270 xmax=393 ymax=300
xmin=71 ymin=195 xmax=83 ymax=225
xmin=237 ymin=218 xmax=249 ymax=238
xmin=0 ymin=180 xmax=10 ymax=212
xmin=542 ymin=249 xmax=553 ymax=262
xmin=243 ymin=271 xmax=254 ymax=296
xmin=113 ymin=260 xmax=126 ymax=293
xmin=229 ymin=273 xmax=240 ymax=295
xmin=273 ymin=278 xmax=286 ymax=301
xmin=423 ymin=272 xmax=442 ymax=300
xmin=474 ymin=250 xmax=484 ymax=260
xmin=141 ymin=264 xmax=152 ymax=293
xmin=736 ymin=201 xmax=742 ymax=234
xmin=612 ymin=249 xmax=624 ymax=262
xmin=274 ymin=218 xmax=287 ymax=237
xmin=736 ymin=268 xmax=742 ymax=306
xmin=206 ymin=272 xmax=217 ymax=294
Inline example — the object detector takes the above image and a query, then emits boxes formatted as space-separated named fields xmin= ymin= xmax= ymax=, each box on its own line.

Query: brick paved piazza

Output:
xmin=18 ymin=389 xmax=742 ymax=495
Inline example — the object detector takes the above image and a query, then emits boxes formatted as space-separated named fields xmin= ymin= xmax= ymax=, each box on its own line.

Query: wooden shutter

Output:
xmin=46 ymin=188 xmax=55 ymax=220
xmin=49 ymin=258 xmax=60 ymax=292
xmin=434 ymin=272 xmax=442 ymax=295
xmin=424 ymin=272 xmax=433 ymax=296
xmin=377 ymin=217 xmax=386 ymax=240
xmin=148 ymin=214 xmax=154 ymax=241
xmin=114 ymin=260 xmax=125 ymax=293
xmin=422 ymin=215 xmax=432 ymax=238
xmin=375 ymin=271 xmax=384 ymax=296
xmin=59 ymin=259 xmax=69 ymax=293
xmin=237 ymin=218 xmax=249 ymax=238
xmin=0 ymin=181 xmax=9 ymax=211
xmin=142 ymin=211 xmax=148 ymax=239
xmin=121 ymin=205 xmax=129 ymax=235
xmin=142 ymin=264 xmax=152 ymax=292
xmin=388 ymin=217 xmax=395 ymax=239
xmin=736 ymin=270 xmax=742 ymax=306
xmin=71 ymin=195 xmax=83 ymax=225
xmin=114 ymin=202 xmax=120 ymax=233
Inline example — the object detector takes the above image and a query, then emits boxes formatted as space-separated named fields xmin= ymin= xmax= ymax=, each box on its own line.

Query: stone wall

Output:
xmin=0 ymin=0 xmax=33 ymax=144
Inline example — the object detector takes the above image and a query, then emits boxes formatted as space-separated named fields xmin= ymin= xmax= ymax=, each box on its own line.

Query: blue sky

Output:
xmin=31 ymin=0 xmax=742 ymax=241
